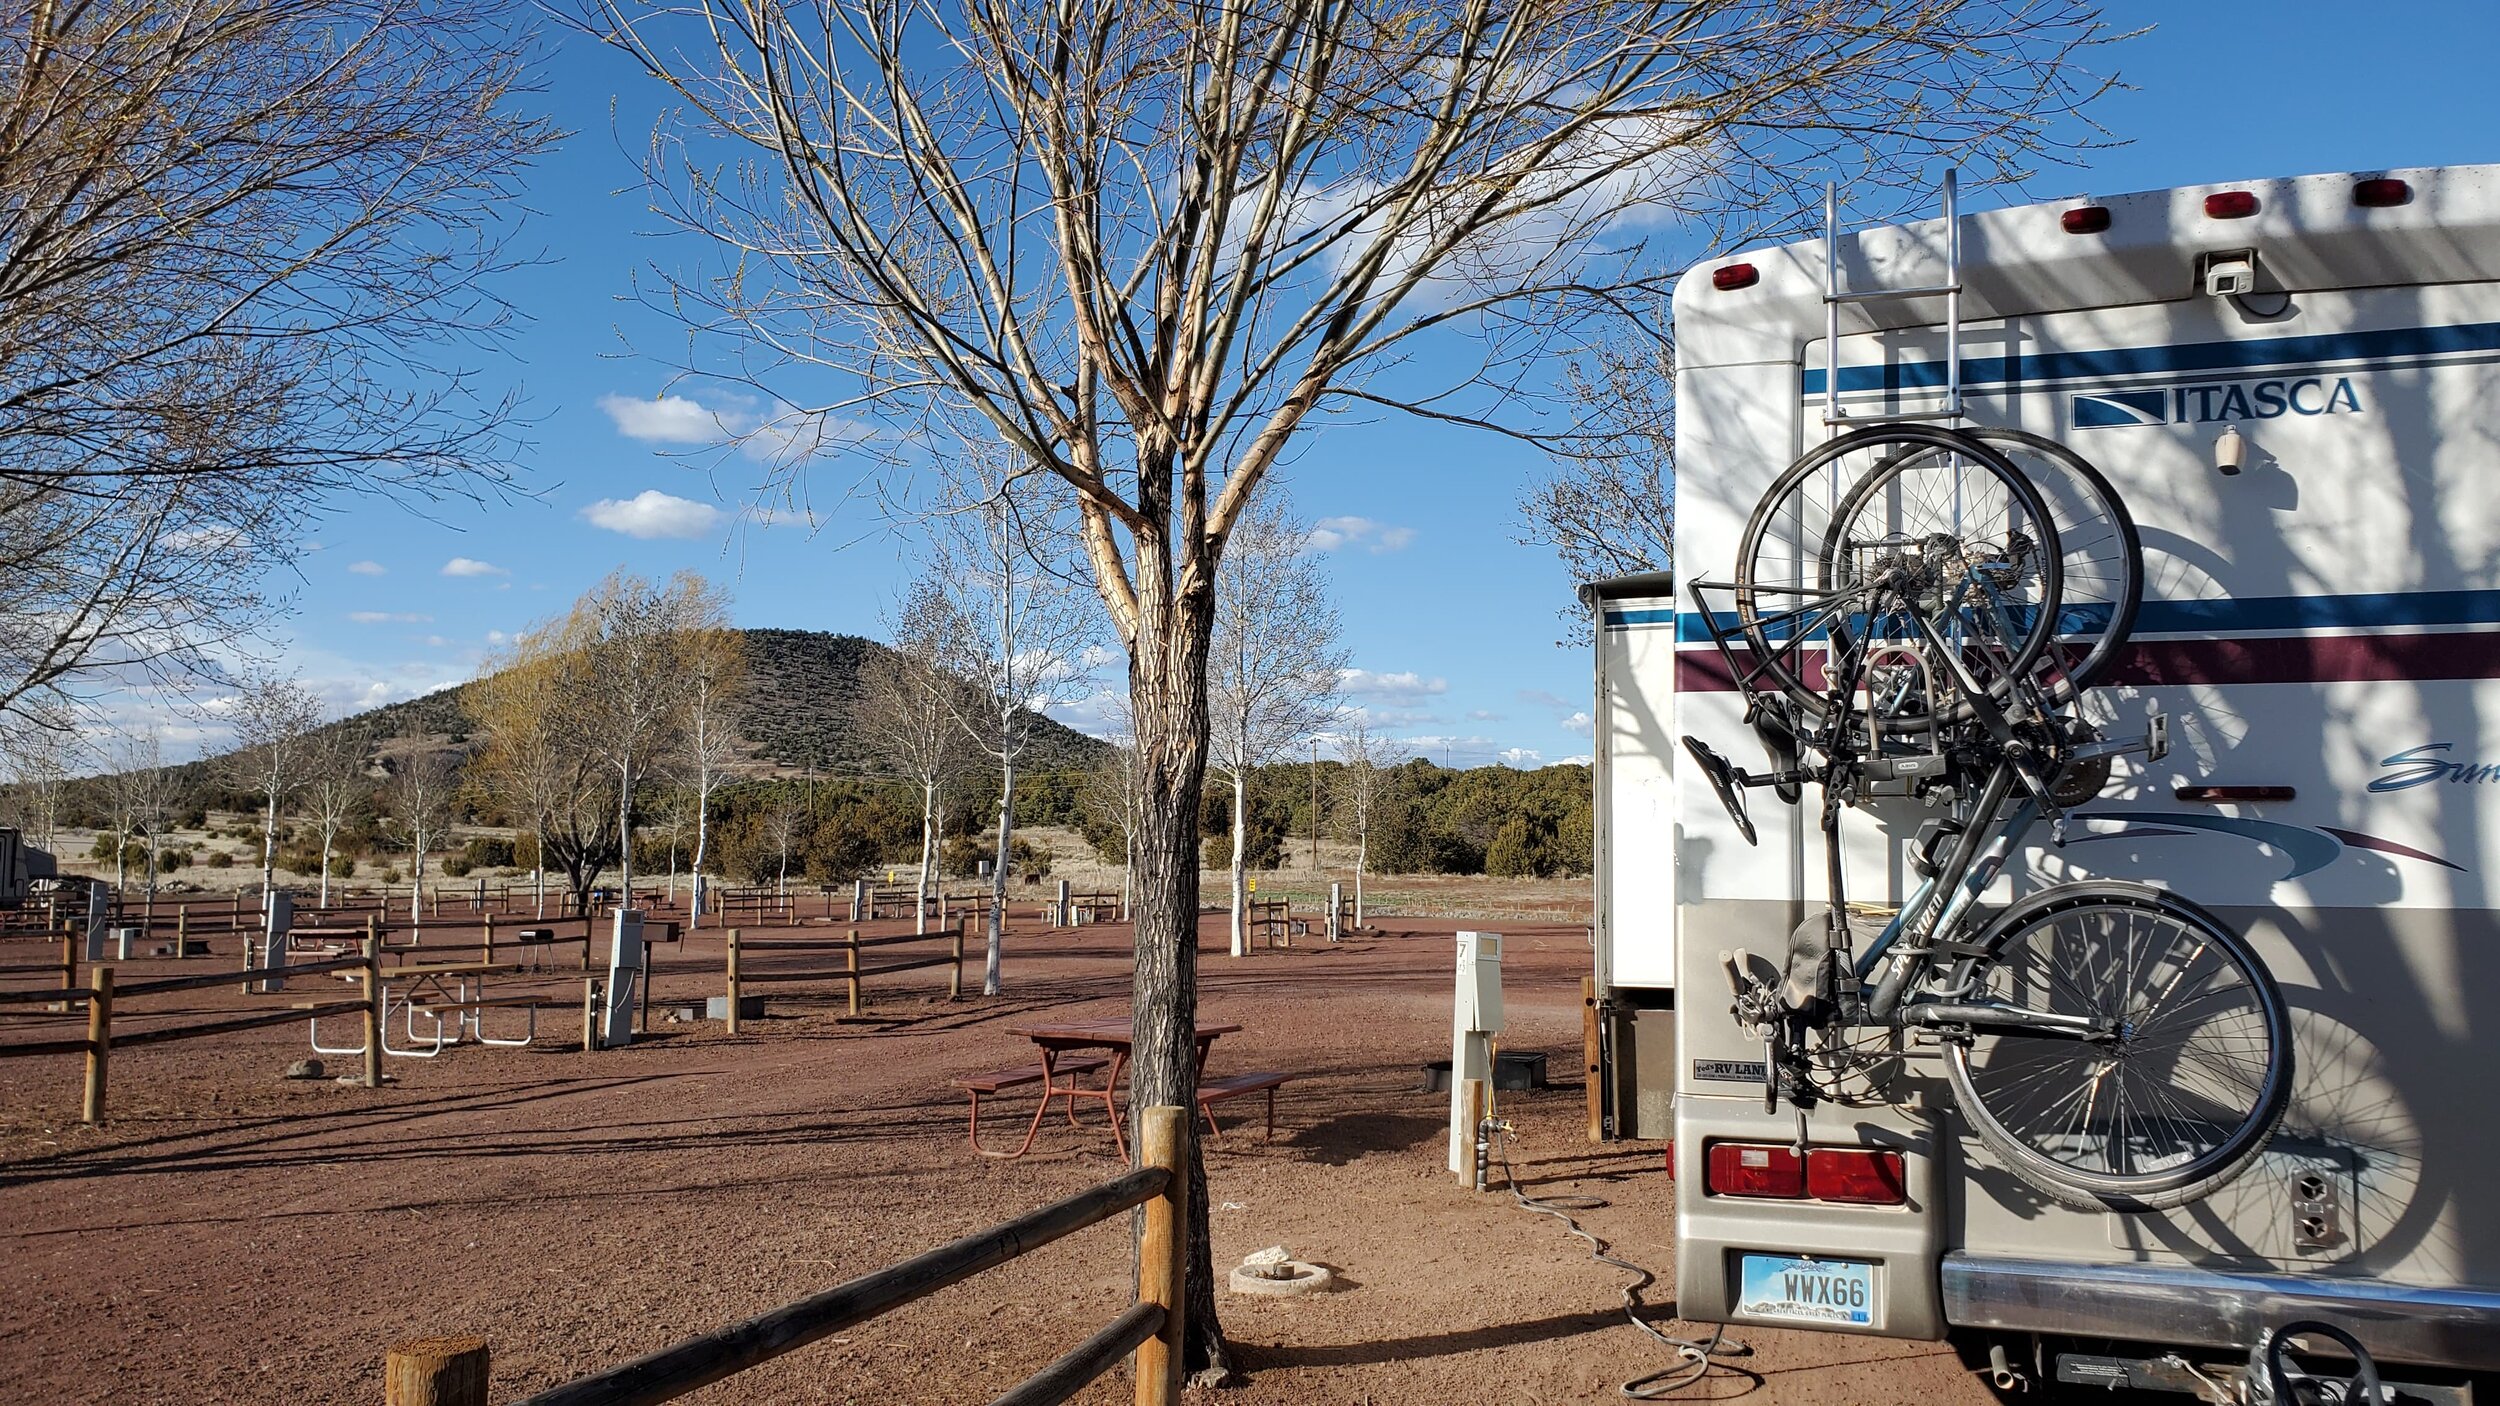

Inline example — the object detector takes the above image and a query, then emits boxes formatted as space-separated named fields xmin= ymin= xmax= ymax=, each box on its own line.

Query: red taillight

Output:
xmin=1665 ymin=1140 xmax=1675 ymax=1181
xmin=2060 ymin=205 xmax=2111 ymax=234
xmin=2205 ymin=190 xmax=2259 ymax=220
xmin=2354 ymin=177 xmax=2412 ymax=207
xmin=1712 ymin=262 xmax=1760 ymax=291
xmin=1706 ymin=1142 xmax=1803 ymax=1198
xmin=1806 ymin=1148 xmax=1908 ymax=1206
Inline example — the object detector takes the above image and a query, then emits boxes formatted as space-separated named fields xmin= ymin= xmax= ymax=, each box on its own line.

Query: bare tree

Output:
xmin=0 ymin=0 xmax=559 ymax=729
xmin=680 ymin=624 xmax=746 ymax=923
xmin=935 ymin=487 xmax=1099 ymax=996
xmin=577 ymin=571 xmax=730 ymax=895
xmin=1334 ymin=717 xmax=1400 ymax=929
xmin=1081 ymin=712 xmax=1147 ymax=919
xmin=0 ymin=729 xmax=67 ymax=852
xmin=589 ymin=1 xmax=2112 ymax=1376
xmin=1518 ymin=329 xmax=1676 ymax=642
xmin=222 ymin=673 xmax=326 ymax=896
xmin=302 ymin=726 xmax=374 ymax=908
xmin=1209 ymin=489 xmax=1345 ymax=958
xmin=385 ymin=735 xmax=457 ymax=926
xmin=468 ymin=622 xmax=622 ymax=918
xmin=95 ymin=731 xmax=165 ymax=900
xmin=762 ymin=784 xmax=804 ymax=895
xmin=859 ymin=582 xmax=973 ymax=934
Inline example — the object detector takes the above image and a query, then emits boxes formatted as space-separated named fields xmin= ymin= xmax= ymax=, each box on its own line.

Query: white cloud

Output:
xmin=1467 ymin=709 xmax=1505 ymax=722
xmin=347 ymin=560 xmax=386 ymax=577
xmin=598 ymin=393 xmax=731 ymax=445
xmin=422 ymin=634 xmax=450 ymax=648
xmin=348 ymin=611 xmax=432 ymax=625
xmin=442 ymin=557 xmax=508 ymax=578
xmin=581 ymin=490 xmax=726 ymax=540
xmin=1557 ymin=754 xmax=1593 ymax=768
xmin=1498 ymin=747 xmax=1543 ymax=768
xmin=1338 ymin=668 xmax=1447 ymax=705
xmin=1518 ymin=688 xmax=1574 ymax=711
xmin=1561 ymin=710 xmax=1593 ymax=736
xmin=1306 ymin=516 xmax=1416 ymax=554
xmin=599 ymin=389 xmax=872 ymax=467
xmin=485 ymin=630 xmax=511 ymax=645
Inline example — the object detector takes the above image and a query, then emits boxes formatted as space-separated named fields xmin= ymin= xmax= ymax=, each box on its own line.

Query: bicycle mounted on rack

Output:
xmin=1679 ymin=222 xmax=2294 ymax=1212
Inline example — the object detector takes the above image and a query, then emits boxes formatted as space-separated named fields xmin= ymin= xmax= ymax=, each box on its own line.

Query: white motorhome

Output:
xmin=1589 ymin=164 xmax=2500 ymax=1397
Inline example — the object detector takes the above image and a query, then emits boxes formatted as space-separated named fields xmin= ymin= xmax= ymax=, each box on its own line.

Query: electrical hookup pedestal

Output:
xmin=1448 ymin=930 xmax=1503 ymax=1188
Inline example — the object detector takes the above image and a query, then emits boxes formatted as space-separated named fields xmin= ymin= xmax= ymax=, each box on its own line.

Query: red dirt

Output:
xmin=0 ymin=909 xmax=1992 ymax=1404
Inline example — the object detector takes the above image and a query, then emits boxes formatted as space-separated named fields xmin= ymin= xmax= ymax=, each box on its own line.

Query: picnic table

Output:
xmin=995 ymin=1018 xmax=1242 ymax=1159
xmin=377 ymin=961 xmax=522 ymax=1056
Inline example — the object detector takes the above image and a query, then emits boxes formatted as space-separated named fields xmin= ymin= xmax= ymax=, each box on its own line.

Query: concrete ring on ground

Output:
xmin=1228 ymin=1260 xmax=1336 ymax=1297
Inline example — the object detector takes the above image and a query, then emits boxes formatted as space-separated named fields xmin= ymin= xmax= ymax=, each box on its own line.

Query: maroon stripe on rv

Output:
xmin=2103 ymin=632 xmax=2500 ymax=686
xmin=1676 ymin=632 xmax=2500 ymax=692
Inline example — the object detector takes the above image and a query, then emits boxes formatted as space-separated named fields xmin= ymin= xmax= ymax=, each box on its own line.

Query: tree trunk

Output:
xmin=617 ymin=757 xmax=634 ymax=896
xmin=1355 ymin=833 xmax=1367 ymax=927
xmin=319 ymin=830 xmax=334 ymax=907
xmin=916 ymin=780 xmax=936 ymax=936
xmin=689 ymin=793 xmax=709 ymax=927
xmin=1123 ymin=553 xmax=1231 ymax=1385
xmin=261 ymin=789 xmax=279 ymax=897
xmin=985 ymin=760 xmax=1012 ymax=997
xmin=409 ymin=826 xmax=424 ymax=927
xmin=1227 ymin=768 xmax=1247 ymax=958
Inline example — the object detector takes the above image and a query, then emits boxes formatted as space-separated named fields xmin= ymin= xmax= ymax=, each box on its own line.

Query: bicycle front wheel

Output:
xmin=1943 ymin=883 xmax=2292 ymax=1212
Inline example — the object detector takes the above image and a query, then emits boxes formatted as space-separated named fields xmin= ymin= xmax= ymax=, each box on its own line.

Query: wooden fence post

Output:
xmin=1582 ymin=975 xmax=1604 ymax=1144
xmin=385 ymin=1335 xmax=489 ymax=1406
xmin=949 ymin=918 xmax=964 ymax=1000
xmin=58 ymin=931 xmax=75 ymax=996
xmin=845 ymin=929 xmax=861 ymax=1017
xmin=363 ymin=937 xmax=385 ymax=1090
xmin=1134 ymin=1105 xmax=1187 ymax=1406
xmin=177 ymin=905 xmax=190 ymax=958
xmin=82 ymin=966 xmax=113 ymax=1124
xmin=482 ymin=912 xmax=495 ymax=964
xmin=725 ymin=929 xmax=742 ymax=1035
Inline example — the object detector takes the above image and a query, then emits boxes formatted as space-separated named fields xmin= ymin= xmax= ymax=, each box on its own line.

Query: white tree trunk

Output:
xmin=617 ymin=754 xmax=634 ymax=897
xmin=690 ymin=787 xmax=710 ymax=926
xmin=408 ymin=825 xmax=424 ymax=926
xmin=985 ymin=760 xmax=1013 ymax=996
xmin=318 ymin=830 xmax=334 ymax=907
xmin=261 ymin=789 xmax=279 ymax=897
xmin=1355 ymin=833 xmax=1367 ymax=927
xmin=916 ymin=779 xmax=936 ymax=936
xmin=1227 ymin=770 xmax=1247 ymax=958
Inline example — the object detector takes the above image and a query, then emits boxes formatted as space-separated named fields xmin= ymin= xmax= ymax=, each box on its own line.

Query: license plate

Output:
xmin=1735 ymin=1254 xmax=1878 ymax=1327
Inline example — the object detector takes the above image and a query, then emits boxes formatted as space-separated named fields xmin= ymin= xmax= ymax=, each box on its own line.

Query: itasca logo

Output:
xmin=2073 ymin=376 xmax=2364 ymax=430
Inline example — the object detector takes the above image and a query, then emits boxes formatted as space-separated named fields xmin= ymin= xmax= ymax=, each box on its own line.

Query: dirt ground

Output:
xmin=0 ymin=907 xmax=1993 ymax=1405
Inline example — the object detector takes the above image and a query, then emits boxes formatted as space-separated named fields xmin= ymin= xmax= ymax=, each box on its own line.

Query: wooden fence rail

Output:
xmin=0 ymin=941 xmax=384 ymax=1122
xmin=389 ymin=1106 xmax=1190 ymax=1406
xmin=722 ymin=921 xmax=965 ymax=1029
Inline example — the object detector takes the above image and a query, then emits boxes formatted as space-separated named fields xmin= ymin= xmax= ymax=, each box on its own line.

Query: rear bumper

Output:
xmin=1942 ymin=1253 xmax=2500 ymax=1370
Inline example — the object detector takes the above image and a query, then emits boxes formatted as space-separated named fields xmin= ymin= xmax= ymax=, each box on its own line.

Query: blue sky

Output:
xmin=216 ymin=0 xmax=2500 ymax=767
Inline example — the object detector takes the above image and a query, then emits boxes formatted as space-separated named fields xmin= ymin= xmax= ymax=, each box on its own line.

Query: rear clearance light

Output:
xmin=2060 ymin=205 xmax=2112 ymax=234
xmin=1805 ymin=1148 xmax=1908 ymax=1206
xmin=2354 ymin=177 xmax=2412 ymax=207
xmin=1706 ymin=1143 xmax=1802 ymax=1198
xmin=1712 ymin=262 xmax=1760 ymax=291
xmin=2205 ymin=190 xmax=2259 ymax=220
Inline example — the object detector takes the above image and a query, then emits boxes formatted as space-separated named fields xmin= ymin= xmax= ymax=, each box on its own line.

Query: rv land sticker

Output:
xmin=1694 ymin=1059 xmax=1768 ymax=1084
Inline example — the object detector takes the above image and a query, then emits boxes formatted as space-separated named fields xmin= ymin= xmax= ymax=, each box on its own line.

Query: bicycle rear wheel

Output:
xmin=1874 ymin=427 xmax=2142 ymax=706
xmin=1815 ymin=432 xmax=2061 ymax=733
xmin=1943 ymin=882 xmax=2292 ymax=1212
xmin=1730 ymin=417 xmax=2060 ymax=720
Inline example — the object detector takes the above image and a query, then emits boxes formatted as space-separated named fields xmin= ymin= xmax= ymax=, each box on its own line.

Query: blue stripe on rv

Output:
xmin=1798 ymin=321 xmax=2500 ymax=396
xmin=1611 ymin=589 xmax=2500 ymax=637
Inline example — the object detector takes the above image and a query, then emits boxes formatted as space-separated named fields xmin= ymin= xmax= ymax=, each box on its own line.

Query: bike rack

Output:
xmin=1823 ymin=170 xmax=1963 ymax=425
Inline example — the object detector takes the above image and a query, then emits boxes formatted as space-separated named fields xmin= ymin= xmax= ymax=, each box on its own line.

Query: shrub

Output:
xmin=329 ymin=856 xmax=357 ymax=879
xmin=155 ymin=848 xmax=190 ymax=873
xmin=206 ymin=850 xmax=235 ymax=869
